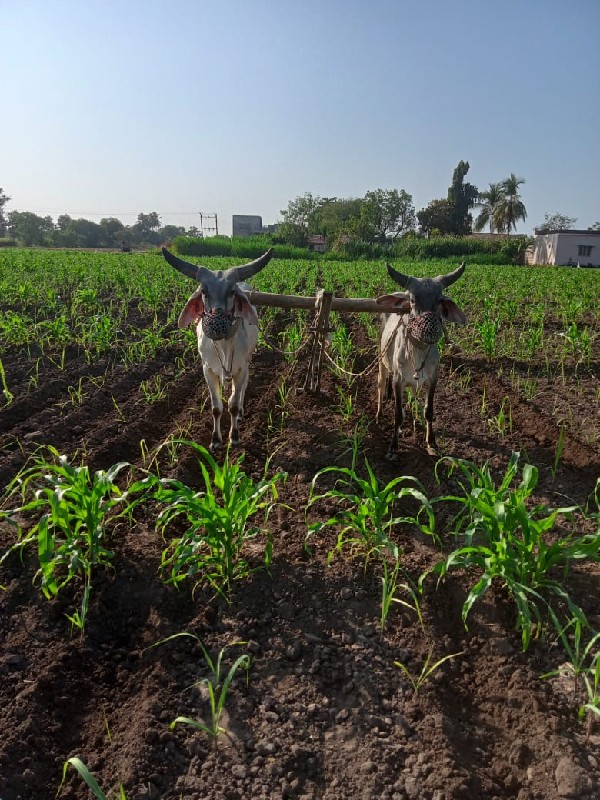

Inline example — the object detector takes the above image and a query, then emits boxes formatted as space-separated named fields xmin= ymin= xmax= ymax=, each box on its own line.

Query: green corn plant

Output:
xmin=47 ymin=347 xmax=67 ymax=371
xmin=139 ymin=374 xmax=167 ymax=404
xmin=335 ymin=387 xmax=354 ymax=422
xmin=306 ymin=457 xmax=436 ymax=564
xmin=521 ymin=377 xmax=538 ymax=401
xmin=66 ymin=377 xmax=87 ymax=408
xmin=427 ymin=453 xmax=600 ymax=650
xmin=150 ymin=441 xmax=286 ymax=598
xmin=336 ymin=416 xmax=371 ymax=471
xmin=551 ymin=422 xmax=567 ymax=480
xmin=476 ymin=317 xmax=500 ymax=359
xmin=329 ymin=322 xmax=355 ymax=382
xmin=380 ymin=559 xmax=424 ymax=631
xmin=542 ymin=615 xmax=600 ymax=733
xmin=523 ymin=321 xmax=544 ymax=359
xmin=58 ymin=757 xmax=127 ymax=799
xmin=487 ymin=396 xmax=512 ymax=437
xmin=275 ymin=377 xmax=291 ymax=431
xmin=395 ymin=647 xmax=463 ymax=695
xmin=0 ymin=447 xmax=135 ymax=631
xmin=405 ymin=386 xmax=425 ymax=434
xmin=0 ymin=356 xmax=13 ymax=406
xmin=448 ymin=365 xmax=472 ymax=395
xmin=155 ymin=633 xmax=250 ymax=742
xmin=580 ymin=653 xmax=600 ymax=736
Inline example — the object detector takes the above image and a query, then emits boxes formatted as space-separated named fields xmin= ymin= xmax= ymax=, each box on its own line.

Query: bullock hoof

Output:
xmin=229 ymin=432 xmax=240 ymax=447
xmin=210 ymin=439 xmax=222 ymax=452
xmin=385 ymin=450 xmax=399 ymax=462
xmin=426 ymin=444 xmax=440 ymax=457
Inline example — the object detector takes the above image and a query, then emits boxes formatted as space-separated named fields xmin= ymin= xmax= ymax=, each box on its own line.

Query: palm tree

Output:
xmin=497 ymin=174 xmax=527 ymax=237
xmin=474 ymin=182 xmax=504 ymax=233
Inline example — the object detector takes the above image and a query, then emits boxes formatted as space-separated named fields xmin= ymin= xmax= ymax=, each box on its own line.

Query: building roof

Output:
xmin=534 ymin=228 xmax=600 ymax=236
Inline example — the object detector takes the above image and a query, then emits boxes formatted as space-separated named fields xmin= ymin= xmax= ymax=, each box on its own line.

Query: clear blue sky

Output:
xmin=2 ymin=0 xmax=599 ymax=236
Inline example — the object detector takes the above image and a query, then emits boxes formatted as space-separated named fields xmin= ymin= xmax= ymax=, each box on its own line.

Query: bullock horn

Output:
xmin=436 ymin=261 xmax=466 ymax=288
xmin=386 ymin=263 xmax=418 ymax=292
xmin=233 ymin=248 xmax=274 ymax=282
xmin=161 ymin=248 xmax=201 ymax=281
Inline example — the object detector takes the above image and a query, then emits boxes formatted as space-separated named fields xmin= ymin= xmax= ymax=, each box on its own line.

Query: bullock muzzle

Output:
xmin=201 ymin=309 xmax=238 ymax=341
xmin=406 ymin=311 xmax=443 ymax=345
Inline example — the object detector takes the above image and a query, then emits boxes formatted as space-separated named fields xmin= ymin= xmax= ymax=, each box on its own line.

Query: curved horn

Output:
xmin=161 ymin=247 xmax=201 ymax=281
xmin=234 ymin=248 xmax=274 ymax=281
xmin=386 ymin=263 xmax=418 ymax=292
xmin=436 ymin=261 xmax=466 ymax=288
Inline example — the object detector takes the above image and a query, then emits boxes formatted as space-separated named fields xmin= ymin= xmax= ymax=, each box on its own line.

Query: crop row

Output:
xmin=1 ymin=443 xmax=599 ymax=725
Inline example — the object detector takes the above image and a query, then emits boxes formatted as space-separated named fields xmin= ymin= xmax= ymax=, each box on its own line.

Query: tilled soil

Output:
xmin=0 ymin=320 xmax=599 ymax=800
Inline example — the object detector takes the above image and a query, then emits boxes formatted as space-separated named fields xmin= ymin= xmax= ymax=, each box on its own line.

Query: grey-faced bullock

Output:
xmin=375 ymin=262 xmax=466 ymax=459
xmin=162 ymin=247 xmax=274 ymax=450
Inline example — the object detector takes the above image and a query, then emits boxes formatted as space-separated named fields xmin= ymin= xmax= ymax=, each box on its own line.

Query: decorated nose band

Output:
xmin=406 ymin=311 xmax=443 ymax=345
xmin=201 ymin=308 xmax=236 ymax=341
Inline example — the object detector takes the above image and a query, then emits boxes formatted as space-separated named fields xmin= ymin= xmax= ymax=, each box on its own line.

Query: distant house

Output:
xmin=232 ymin=215 xmax=263 ymax=238
xmin=308 ymin=234 xmax=327 ymax=253
xmin=531 ymin=229 xmax=600 ymax=267
xmin=232 ymin=215 xmax=279 ymax=238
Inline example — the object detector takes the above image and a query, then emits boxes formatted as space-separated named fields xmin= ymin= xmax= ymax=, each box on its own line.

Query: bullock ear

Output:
xmin=234 ymin=287 xmax=259 ymax=326
xmin=376 ymin=294 xmax=410 ymax=313
xmin=439 ymin=297 xmax=466 ymax=325
xmin=178 ymin=292 xmax=204 ymax=328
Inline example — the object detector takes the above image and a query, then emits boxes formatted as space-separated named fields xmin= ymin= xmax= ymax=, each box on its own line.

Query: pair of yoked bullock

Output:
xmin=162 ymin=247 xmax=465 ymax=460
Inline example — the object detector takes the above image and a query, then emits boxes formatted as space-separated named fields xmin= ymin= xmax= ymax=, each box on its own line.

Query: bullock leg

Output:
xmin=228 ymin=364 xmax=250 ymax=446
xmin=424 ymin=378 xmax=439 ymax=455
xmin=203 ymin=365 xmax=223 ymax=450
xmin=376 ymin=360 xmax=389 ymax=424
xmin=386 ymin=379 xmax=403 ymax=461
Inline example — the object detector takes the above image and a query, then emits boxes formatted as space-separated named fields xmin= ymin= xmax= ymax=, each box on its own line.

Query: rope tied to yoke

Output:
xmin=322 ymin=316 xmax=403 ymax=381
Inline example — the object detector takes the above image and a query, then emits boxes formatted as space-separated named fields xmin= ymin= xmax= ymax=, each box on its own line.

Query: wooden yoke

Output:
xmin=247 ymin=290 xmax=402 ymax=314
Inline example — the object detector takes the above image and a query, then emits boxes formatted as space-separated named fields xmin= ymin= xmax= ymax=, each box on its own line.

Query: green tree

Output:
xmin=359 ymin=189 xmax=416 ymax=241
xmin=474 ymin=182 xmax=504 ymax=233
xmin=131 ymin=211 xmax=162 ymax=244
xmin=99 ymin=217 xmax=127 ymax=244
xmin=417 ymin=199 xmax=454 ymax=236
xmin=497 ymin=174 xmax=527 ymax=237
xmin=312 ymin=197 xmax=363 ymax=239
xmin=159 ymin=224 xmax=186 ymax=241
xmin=536 ymin=212 xmax=577 ymax=232
xmin=588 ymin=221 xmax=600 ymax=231
xmin=277 ymin=193 xmax=323 ymax=246
xmin=0 ymin=188 xmax=11 ymax=236
xmin=447 ymin=160 xmax=479 ymax=235
xmin=274 ymin=220 xmax=309 ymax=247
xmin=8 ymin=211 xmax=54 ymax=246
xmin=280 ymin=192 xmax=321 ymax=229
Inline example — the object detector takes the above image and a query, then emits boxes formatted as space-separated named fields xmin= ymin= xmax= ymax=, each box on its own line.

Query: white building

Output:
xmin=531 ymin=229 xmax=600 ymax=267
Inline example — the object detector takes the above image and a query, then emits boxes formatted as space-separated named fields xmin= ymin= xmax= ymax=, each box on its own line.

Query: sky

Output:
xmin=2 ymin=0 xmax=599 ymax=237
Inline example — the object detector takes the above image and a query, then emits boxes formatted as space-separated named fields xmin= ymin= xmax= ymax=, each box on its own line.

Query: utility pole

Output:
xmin=199 ymin=212 xmax=218 ymax=237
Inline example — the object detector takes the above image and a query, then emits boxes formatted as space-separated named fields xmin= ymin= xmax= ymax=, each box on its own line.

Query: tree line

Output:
xmin=0 ymin=198 xmax=198 ymax=248
xmin=2 ymin=163 xmax=598 ymax=250
xmin=276 ymin=162 xmax=531 ymax=247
